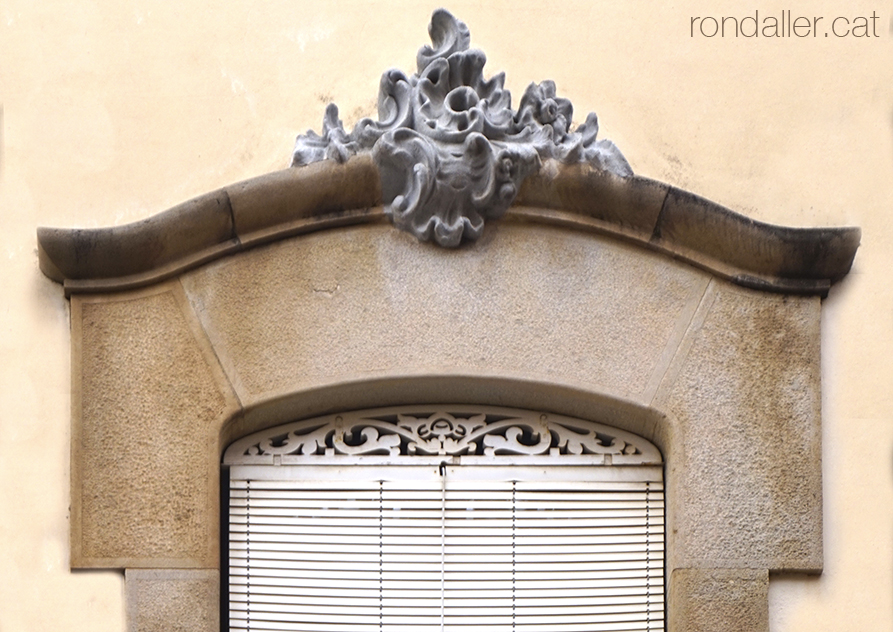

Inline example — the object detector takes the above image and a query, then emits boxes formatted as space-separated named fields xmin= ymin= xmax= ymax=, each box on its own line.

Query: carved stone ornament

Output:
xmin=291 ymin=9 xmax=632 ymax=247
xmin=223 ymin=408 xmax=662 ymax=465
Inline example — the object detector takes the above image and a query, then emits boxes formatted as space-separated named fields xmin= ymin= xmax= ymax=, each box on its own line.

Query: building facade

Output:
xmin=1 ymin=2 xmax=890 ymax=631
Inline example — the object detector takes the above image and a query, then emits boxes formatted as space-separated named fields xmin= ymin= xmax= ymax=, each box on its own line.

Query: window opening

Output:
xmin=224 ymin=407 xmax=665 ymax=632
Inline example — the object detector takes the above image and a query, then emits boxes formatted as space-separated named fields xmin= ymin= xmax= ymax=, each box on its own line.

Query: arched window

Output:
xmin=223 ymin=407 xmax=665 ymax=632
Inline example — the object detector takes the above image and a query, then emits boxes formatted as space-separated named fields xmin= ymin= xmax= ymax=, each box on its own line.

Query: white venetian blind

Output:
xmin=228 ymin=465 xmax=664 ymax=632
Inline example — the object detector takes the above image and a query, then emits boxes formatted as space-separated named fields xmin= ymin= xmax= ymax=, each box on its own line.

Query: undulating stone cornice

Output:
xmin=37 ymin=154 xmax=859 ymax=297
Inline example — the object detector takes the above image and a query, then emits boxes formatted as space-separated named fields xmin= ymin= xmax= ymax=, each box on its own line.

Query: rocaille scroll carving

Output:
xmin=291 ymin=9 xmax=632 ymax=247
xmin=224 ymin=409 xmax=662 ymax=465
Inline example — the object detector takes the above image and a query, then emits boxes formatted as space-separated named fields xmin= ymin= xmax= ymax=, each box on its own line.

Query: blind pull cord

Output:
xmin=645 ymin=480 xmax=652 ymax=631
xmin=512 ymin=480 xmax=516 ymax=632
xmin=439 ymin=462 xmax=447 ymax=632
xmin=246 ymin=479 xmax=251 ymax=631
xmin=378 ymin=480 xmax=384 ymax=632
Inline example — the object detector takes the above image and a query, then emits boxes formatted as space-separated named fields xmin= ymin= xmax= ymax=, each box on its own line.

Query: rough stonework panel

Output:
xmin=669 ymin=568 xmax=768 ymax=632
xmin=659 ymin=282 xmax=822 ymax=572
xmin=73 ymin=285 xmax=235 ymax=567
xmin=125 ymin=569 xmax=219 ymax=632
xmin=181 ymin=223 xmax=709 ymax=410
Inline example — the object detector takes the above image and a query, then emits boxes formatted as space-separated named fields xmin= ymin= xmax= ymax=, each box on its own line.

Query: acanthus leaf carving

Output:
xmin=290 ymin=9 xmax=632 ymax=247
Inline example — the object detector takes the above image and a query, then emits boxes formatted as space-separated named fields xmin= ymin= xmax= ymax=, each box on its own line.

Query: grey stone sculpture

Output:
xmin=292 ymin=9 xmax=632 ymax=247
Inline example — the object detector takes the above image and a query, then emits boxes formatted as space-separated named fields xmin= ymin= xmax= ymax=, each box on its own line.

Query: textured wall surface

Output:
xmin=669 ymin=568 xmax=769 ymax=632
xmin=656 ymin=284 xmax=823 ymax=572
xmin=125 ymin=570 xmax=219 ymax=632
xmin=72 ymin=284 xmax=239 ymax=567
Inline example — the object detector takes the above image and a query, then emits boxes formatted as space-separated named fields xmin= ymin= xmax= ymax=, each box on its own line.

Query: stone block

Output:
xmin=37 ymin=189 xmax=235 ymax=282
xmin=658 ymin=282 xmax=823 ymax=572
xmin=227 ymin=155 xmax=381 ymax=242
xmin=653 ymin=186 xmax=858 ymax=292
xmin=125 ymin=569 xmax=219 ymax=632
xmin=669 ymin=568 xmax=768 ymax=632
xmin=517 ymin=163 xmax=668 ymax=235
xmin=72 ymin=283 xmax=239 ymax=567
xmin=180 ymin=223 xmax=710 ymax=412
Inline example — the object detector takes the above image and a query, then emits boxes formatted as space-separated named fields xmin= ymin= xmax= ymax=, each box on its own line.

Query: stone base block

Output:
xmin=125 ymin=569 xmax=219 ymax=632
xmin=669 ymin=568 xmax=768 ymax=632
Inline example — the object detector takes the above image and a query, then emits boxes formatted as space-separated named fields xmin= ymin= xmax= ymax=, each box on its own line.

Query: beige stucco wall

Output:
xmin=1 ymin=0 xmax=890 ymax=630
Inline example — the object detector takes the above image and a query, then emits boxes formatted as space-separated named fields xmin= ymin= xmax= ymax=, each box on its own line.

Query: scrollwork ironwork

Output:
xmin=225 ymin=408 xmax=661 ymax=465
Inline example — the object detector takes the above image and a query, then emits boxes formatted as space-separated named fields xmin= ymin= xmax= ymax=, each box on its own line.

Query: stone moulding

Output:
xmin=37 ymin=155 xmax=859 ymax=296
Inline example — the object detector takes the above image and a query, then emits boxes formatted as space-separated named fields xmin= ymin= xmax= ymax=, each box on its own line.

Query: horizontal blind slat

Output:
xmin=232 ymin=568 xmax=660 ymax=582
xmin=231 ymin=513 xmax=662 ymax=526
xmin=229 ymin=584 xmax=661 ymax=599
xmin=233 ymin=557 xmax=664 ymax=570
xmin=229 ymin=618 xmax=661 ymax=632
xmin=230 ymin=575 xmax=663 ymax=590
xmin=229 ymin=541 xmax=662 ymax=556
xmin=230 ymin=534 xmax=663 ymax=547
xmin=229 ymin=594 xmax=663 ymax=607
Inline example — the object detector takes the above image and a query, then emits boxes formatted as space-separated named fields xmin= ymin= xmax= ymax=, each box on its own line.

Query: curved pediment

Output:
xmin=37 ymin=154 xmax=858 ymax=296
xmin=36 ymin=9 xmax=858 ymax=296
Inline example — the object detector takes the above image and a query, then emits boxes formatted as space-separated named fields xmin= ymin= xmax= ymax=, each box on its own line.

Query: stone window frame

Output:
xmin=38 ymin=153 xmax=859 ymax=631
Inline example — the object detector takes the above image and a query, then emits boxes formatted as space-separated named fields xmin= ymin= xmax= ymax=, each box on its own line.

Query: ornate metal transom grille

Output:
xmin=224 ymin=407 xmax=665 ymax=632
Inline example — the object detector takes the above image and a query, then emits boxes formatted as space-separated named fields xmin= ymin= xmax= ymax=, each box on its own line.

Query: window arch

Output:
xmin=223 ymin=406 xmax=665 ymax=631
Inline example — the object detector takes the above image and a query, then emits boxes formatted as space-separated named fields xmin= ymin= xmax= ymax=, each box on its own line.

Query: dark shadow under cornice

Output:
xmin=37 ymin=155 xmax=860 ymax=297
